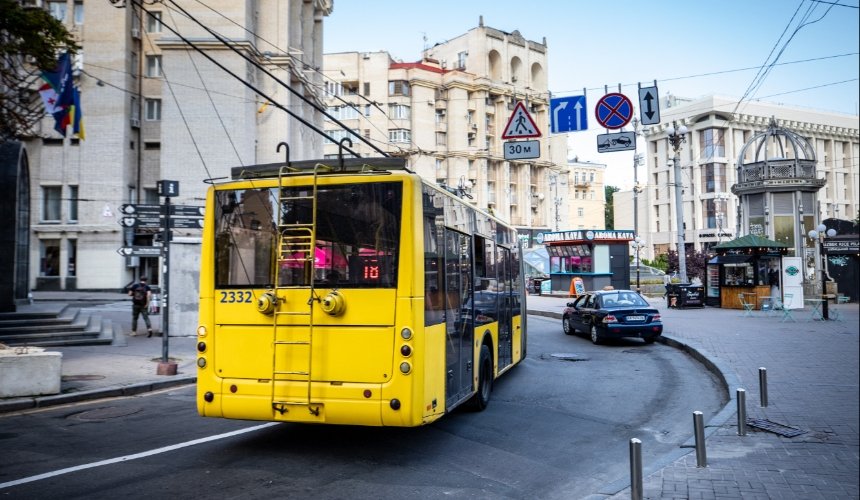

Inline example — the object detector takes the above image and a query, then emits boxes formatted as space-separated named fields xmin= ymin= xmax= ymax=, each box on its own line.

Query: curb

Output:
xmin=527 ymin=308 xmax=738 ymax=498
xmin=0 ymin=376 xmax=196 ymax=414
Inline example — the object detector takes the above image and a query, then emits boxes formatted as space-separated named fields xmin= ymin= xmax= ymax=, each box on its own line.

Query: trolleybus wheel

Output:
xmin=468 ymin=344 xmax=493 ymax=411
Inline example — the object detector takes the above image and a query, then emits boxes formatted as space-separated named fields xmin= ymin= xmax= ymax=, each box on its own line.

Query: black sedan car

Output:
xmin=562 ymin=289 xmax=662 ymax=344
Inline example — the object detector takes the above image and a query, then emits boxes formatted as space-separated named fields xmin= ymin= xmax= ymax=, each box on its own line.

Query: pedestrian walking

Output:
xmin=128 ymin=276 xmax=153 ymax=337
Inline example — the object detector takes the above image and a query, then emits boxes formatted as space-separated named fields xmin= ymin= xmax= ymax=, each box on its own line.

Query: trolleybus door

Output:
xmin=444 ymin=230 xmax=473 ymax=409
xmin=497 ymin=247 xmax=513 ymax=369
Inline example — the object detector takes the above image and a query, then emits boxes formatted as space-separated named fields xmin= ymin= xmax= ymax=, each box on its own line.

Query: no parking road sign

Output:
xmin=595 ymin=93 xmax=633 ymax=129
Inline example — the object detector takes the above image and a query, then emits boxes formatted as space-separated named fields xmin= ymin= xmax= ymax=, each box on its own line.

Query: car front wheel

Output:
xmin=590 ymin=324 xmax=602 ymax=345
xmin=563 ymin=317 xmax=575 ymax=335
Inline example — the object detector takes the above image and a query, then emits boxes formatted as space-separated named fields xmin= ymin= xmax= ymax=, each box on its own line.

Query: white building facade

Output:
xmin=322 ymin=19 xmax=601 ymax=245
xmin=615 ymin=94 xmax=859 ymax=262
xmin=26 ymin=0 xmax=331 ymax=292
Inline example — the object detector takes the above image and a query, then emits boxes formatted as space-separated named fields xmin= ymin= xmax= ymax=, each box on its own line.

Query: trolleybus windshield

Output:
xmin=213 ymin=182 xmax=402 ymax=288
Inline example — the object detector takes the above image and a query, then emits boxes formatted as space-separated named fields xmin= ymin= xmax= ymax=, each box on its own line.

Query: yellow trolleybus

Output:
xmin=196 ymin=156 xmax=526 ymax=426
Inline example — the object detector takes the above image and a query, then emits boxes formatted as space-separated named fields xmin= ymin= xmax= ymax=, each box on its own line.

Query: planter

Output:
xmin=0 ymin=347 xmax=62 ymax=398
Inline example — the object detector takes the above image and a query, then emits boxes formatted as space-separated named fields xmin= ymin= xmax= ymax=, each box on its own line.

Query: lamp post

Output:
xmin=808 ymin=223 xmax=837 ymax=320
xmin=632 ymin=236 xmax=645 ymax=293
xmin=667 ymin=121 xmax=688 ymax=283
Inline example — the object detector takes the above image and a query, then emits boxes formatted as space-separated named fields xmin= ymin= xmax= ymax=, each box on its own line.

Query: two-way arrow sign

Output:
xmin=638 ymin=86 xmax=660 ymax=125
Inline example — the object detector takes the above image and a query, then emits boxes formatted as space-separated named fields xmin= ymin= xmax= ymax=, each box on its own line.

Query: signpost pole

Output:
xmin=161 ymin=195 xmax=170 ymax=363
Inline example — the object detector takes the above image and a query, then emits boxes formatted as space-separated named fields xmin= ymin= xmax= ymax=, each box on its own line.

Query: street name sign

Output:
xmin=501 ymin=102 xmax=541 ymax=139
xmin=504 ymin=140 xmax=540 ymax=160
xmin=170 ymin=205 xmax=205 ymax=217
xmin=596 ymin=131 xmax=636 ymax=153
xmin=120 ymin=204 xmax=162 ymax=216
xmin=116 ymin=246 xmax=163 ymax=257
xmin=170 ymin=217 xmax=205 ymax=229
xmin=119 ymin=216 xmax=161 ymax=229
xmin=550 ymin=95 xmax=587 ymax=133
xmin=638 ymin=86 xmax=660 ymax=125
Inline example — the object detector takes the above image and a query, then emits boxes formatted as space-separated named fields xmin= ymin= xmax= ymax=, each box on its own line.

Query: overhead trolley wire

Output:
xmin=160 ymin=0 xmax=388 ymax=158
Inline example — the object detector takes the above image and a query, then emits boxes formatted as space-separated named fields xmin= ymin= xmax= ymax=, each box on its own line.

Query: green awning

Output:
xmin=713 ymin=234 xmax=789 ymax=250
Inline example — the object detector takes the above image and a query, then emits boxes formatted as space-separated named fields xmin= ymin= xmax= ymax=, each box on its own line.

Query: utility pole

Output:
xmin=667 ymin=121 xmax=688 ymax=283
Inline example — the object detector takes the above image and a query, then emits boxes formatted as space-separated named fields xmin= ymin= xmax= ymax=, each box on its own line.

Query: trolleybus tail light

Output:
xmin=400 ymin=344 xmax=412 ymax=357
xmin=400 ymin=327 xmax=413 ymax=340
xmin=399 ymin=362 xmax=411 ymax=374
xmin=389 ymin=399 xmax=401 ymax=410
xmin=197 ymin=357 xmax=207 ymax=368
xmin=363 ymin=389 xmax=372 ymax=398
xmin=197 ymin=342 xmax=206 ymax=352
xmin=204 ymin=391 xmax=214 ymax=402
xmin=197 ymin=325 xmax=207 ymax=337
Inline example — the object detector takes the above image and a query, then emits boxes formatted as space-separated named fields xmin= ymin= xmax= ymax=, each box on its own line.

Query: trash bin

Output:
xmin=532 ymin=278 xmax=546 ymax=295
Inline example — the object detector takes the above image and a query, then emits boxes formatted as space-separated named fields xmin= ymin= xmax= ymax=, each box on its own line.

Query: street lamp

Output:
xmin=667 ymin=121 xmax=688 ymax=283
xmin=632 ymin=236 xmax=646 ymax=293
xmin=808 ymin=223 xmax=838 ymax=319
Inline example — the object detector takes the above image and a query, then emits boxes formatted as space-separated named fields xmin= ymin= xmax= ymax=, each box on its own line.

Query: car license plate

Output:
xmin=626 ymin=315 xmax=645 ymax=321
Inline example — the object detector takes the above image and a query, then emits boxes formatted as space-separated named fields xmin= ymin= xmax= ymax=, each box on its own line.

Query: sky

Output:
xmin=324 ymin=0 xmax=860 ymax=189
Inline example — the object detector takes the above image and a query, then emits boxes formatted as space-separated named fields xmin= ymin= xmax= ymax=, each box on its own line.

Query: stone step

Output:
xmin=0 ymin=312 xmax=114 ymax=347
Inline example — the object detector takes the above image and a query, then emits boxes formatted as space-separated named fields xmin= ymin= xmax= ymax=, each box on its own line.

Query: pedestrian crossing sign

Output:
xmin=501 ymin=102 xmax=542 ymax=139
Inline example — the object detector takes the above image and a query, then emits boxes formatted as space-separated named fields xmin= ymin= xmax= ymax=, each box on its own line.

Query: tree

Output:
xmin=0 ymin=0 xmax=78 ymax=141
xmin=667 ymin=249 xmax=710 ymax=282
xmin=604 ymin=185 xmax=620 ymax=229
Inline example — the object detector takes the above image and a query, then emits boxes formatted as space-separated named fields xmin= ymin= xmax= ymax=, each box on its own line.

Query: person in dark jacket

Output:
xmin=128 ymin=277 xmax=153 ymax=337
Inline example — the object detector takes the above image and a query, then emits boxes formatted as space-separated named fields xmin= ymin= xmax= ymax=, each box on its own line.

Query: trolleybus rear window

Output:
xmin=214 ymin=183 xmax=401 ymax=288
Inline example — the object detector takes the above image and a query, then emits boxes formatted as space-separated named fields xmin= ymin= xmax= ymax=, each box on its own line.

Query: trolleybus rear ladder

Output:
xmin=270 ymin=163 xmax=328 ymax=416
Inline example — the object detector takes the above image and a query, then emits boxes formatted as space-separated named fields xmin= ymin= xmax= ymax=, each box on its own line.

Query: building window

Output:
xmin=389 ymin=128 xmax=411 ymax=143
xmin=389 ymin=104 xmax=411 ymax=120
xmin=131 ymin=51 xmax=139 ymax=77
xmin=144 ymin=188 xmax=159 ymax=204
xmin=145 ymin=98 xmax=161 ymax=120
xmin=701 ymin=163 xmax=727 ymax=193
xmin=457 ymin=51 xmax=467 ymax=69
xmin=47 ymin=1 xmax=66 ymax=22
xmin=699 ymin=128 xmax=726 ymax=158
xmin=363 ymin=82 xmax=370 ymax=96
xmin=144 ymin=142 xmax=161 ymax=150
xmin=326 ymin=105 xmax=360 ymax=120
xmin=435 ymin=132 xmax=447 ymax=146
xmin=73 ymin=1 xmax=83 ymax=24
xmin=42 ymin=186 xmax=62 ymax=222
xmin=146 ymin=55 xmax=162 ymax=77
xmin=435 ymin=109 xmax=445 ymax=123
xmin=67 ymin=239 xmax=77 ymax=277
xmin=41 ymin=239 xmax=60 ymax=277
xmin=388 ymin=80 xmax=410 ymax=96
xmin=578 ymin=207 xmax=584 ymax=217
xmin=146 ymin=11 xmax=162 ymax=32
xmin=68 ymin=185 xmax=78 ymax=222
xmin=323 ymin=129 xmax=358 ymax=144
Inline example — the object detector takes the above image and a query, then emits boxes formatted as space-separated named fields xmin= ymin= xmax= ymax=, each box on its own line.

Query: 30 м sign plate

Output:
xmin=504 ymin=140 xmax=540 ymax=160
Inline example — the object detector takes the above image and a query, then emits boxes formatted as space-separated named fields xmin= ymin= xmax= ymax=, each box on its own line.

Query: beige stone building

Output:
xmin=322 ymin=18 xmax=595 ymax=244
xmin=26 ymin=0 xmax=331 ymax=292
xmin=614 ymin=94 xmax=859 ymax=261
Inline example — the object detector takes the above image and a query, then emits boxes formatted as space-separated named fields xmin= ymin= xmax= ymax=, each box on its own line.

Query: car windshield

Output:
xmin=599 ymin=292 xmax=649 ymax=308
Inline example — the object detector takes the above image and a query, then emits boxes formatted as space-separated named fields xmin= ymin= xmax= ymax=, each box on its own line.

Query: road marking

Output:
xmin=0 ymin=422 xmax=279 ymax=489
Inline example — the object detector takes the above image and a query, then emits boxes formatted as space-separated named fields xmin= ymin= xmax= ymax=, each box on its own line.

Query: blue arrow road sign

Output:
xmin=550 ymin=95 xmax=588 ymax=133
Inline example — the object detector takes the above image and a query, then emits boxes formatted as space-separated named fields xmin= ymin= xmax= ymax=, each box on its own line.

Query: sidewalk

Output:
xmin=2 ymin=291 xmax=858 ymax=498
xmin=528 ymin=292 xmax=859 ymax=499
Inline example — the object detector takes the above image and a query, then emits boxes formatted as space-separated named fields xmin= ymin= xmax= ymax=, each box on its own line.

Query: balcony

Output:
xmin=732 ymin=158 xmax=824 ymax=195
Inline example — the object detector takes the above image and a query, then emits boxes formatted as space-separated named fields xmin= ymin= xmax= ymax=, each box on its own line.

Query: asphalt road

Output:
xmin=0 ymin=315 xmax=725 ymax=499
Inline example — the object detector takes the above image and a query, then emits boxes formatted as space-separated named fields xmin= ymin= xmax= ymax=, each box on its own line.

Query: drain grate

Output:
xmin=746 ymin=418 xmax=807 ymax=437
